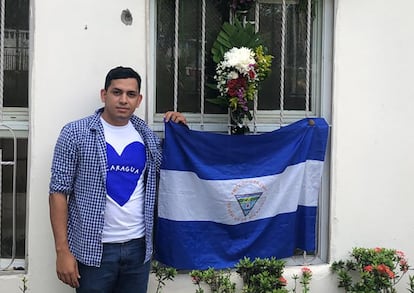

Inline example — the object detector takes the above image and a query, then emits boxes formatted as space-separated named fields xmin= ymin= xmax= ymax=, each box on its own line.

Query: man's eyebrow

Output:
xmin=111 ymin=87 xmax=138 ymax=93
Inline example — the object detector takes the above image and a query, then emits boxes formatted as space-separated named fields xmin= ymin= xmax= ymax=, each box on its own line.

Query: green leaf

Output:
xmin=222 ymin=22 xmax=237 ymax=35
xmin=217 ymin=30 xmax=230 ymax=42
xmin=216 ymin=35 xmax=232 ymax=49
xmin=211 ymin=19 xmax=266 ymax=64
xmin=205 ymin=82 xmax=217 ymax=90
xmin=206 ymin=97 xmax=228 ymax=106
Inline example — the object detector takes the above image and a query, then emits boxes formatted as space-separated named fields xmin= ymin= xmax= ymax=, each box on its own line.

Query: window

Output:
xmin=0 ymin=0 xmax=29 ymax=270
xmin=151 ymin=0 xmax=331 ymax=130
xmin=152 ymin=0 xmax=332 ymax=263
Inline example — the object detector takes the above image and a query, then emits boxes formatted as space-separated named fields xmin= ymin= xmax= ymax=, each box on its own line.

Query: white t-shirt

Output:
xmin=100 ymin=118 xmax=146 ymax=243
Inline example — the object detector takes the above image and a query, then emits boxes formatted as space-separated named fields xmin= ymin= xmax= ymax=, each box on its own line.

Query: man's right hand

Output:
xmin=50 ymin=193 xmax=80 ymax=287
xmin=56 ymin=249 xmax=80 ymax=288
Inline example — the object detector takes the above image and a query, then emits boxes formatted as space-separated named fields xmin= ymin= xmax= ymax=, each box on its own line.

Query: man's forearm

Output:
xmin=49 ymin=193 xmax=70 ymax=253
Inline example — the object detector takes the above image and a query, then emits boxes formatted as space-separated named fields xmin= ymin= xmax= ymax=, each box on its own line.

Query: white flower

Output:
xmin=223 ymin=47 xmax=256 ymax=73
xmin=228 ymin=71 xmax=239 ymax=79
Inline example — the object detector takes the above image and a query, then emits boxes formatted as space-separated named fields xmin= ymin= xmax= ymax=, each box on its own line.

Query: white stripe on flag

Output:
xmin=159 ymin=160 xmax=323 ymax=225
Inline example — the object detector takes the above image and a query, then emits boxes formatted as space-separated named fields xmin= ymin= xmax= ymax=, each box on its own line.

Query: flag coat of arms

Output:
xmin=155 ymin=118 xmax=329 ymax=269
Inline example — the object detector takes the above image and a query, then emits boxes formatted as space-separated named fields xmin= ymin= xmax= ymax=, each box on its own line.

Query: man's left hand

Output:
xmin=164 ymin=111 xmax=187 ymax=125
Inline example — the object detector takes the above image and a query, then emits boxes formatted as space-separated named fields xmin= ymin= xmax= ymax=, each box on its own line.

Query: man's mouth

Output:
xmin=116 ymin=107 xmax=129 ymax=112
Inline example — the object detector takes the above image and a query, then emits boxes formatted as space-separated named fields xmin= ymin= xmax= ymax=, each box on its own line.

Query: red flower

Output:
xmin=385 ymin=268 xmax=395 ymax=279
xmin=278 ymin=276 xmax=287 ymax=286
xmin=376 ymin=264 xmax=387 ymax=273
xmin=248 ymin=70 xmax=255 ymax=79
xmin=374 ymin=247 xmax=382 ymax=253
xmin=227 ymin=77 xmax=247 ymax=97
xmin=364 ymin=265 xmax=373 ymax=272
xmin=302 ymin=267 xmax=312 ymax=273
xmin=376 ymin=264 xmax=395 ymax=279
xmin=400 ymin=259 xmax=409 ymax=272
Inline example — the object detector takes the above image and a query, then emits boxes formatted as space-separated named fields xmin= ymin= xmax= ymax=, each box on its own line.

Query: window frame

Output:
xmin=149 ymin=0 xmax=333 ymax=265
xmin=148 ymin=0 xmax=332 ymax=132
xmin=0 ymin=0 xmax=30 ymax=271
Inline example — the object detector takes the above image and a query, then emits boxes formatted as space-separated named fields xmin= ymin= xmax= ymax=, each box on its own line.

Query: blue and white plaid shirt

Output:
xmin=49 ymin=108 xmax=162 ymax=267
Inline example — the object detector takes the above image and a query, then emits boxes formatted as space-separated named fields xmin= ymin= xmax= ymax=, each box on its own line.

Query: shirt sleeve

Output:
xmin=49 ymin=123 xmax=78 ymax=196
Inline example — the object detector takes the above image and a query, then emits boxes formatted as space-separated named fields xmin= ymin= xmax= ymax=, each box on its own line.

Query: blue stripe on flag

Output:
xmin=155 ymin=206 xmax=317 ymax=270
xmin=161 ymin=118 xmax=328 ymax=180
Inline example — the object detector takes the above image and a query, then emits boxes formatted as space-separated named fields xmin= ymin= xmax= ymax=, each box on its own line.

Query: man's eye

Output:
xmin=112 ymin=90 xmax=122 ymax=96
xmin=127 ymin=92 xmax=138 ymax=97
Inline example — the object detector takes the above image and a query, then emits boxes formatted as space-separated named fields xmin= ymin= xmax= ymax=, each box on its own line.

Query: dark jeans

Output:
xmin=76 ymin=238 xmax=150 ymax=293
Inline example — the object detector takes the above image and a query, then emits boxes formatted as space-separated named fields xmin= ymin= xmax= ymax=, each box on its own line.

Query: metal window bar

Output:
xmin=0 ymin=0 xmax=19 ymax=271
xmin=279 ymin=0 xmax=287 ymax=126
xmin=200 ymin=0 xmax=206 ymax=129
xmin=0 ymin=125 xmax=18 ymax=271
xmin=253 ymin=4 xmax=260 ymax=134
xmin=305 ymin=0 xmax=312 ymax=115
xmin=173 ymin=0 xmax=180 ymax=112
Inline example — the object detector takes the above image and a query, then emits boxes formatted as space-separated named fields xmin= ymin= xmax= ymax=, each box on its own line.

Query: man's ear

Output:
xmin=100 ymin=89 xmax=107 ymax=103
xmin=136 ymin=94 xmax=143 ymax=108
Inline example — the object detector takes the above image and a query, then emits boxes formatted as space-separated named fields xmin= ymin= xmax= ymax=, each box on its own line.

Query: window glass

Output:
xmin=155 ymin=1 xmax=316 ymax=115
xmin=258 ymin=3 xmax=312 ymax=110
xmin=4 ymin=0 xmax=29 ymax=107
xmin=156 ymin=0 xmax=229 ymax=114
xmin=0 ymin=0 xmax=29 ymax=261
xmin=0 ymin=138 xmax=27 ymax=258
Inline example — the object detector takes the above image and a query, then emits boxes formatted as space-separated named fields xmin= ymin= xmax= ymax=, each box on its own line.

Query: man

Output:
xmin=49 ymin=66 xmax=186 ymax=292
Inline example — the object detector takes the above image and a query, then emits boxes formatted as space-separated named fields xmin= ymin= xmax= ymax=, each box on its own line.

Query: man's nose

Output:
xmin=119 ymin=93 xmax=128 ymax=103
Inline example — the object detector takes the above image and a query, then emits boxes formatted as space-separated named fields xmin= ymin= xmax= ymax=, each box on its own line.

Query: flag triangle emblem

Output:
xmin=235 ymin=192 xmax=263 ymax=216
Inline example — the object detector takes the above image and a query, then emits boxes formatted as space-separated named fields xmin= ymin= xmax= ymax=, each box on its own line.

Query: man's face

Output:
xmin=100 ymin=78 xmax=142 ymax=126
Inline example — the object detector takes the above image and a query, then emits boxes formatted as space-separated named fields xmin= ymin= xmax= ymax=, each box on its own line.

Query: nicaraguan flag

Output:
xmin=155 ymin=118 xmax=329 ymax=270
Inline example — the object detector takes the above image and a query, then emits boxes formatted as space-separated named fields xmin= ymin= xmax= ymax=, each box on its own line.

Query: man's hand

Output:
xmin=164 ymin=111 xmax=187 ymax=124
xmin=56 ymin=249 xmax=80 ymax=288
xmin=49 ymin=193 xmax=80 ymax=288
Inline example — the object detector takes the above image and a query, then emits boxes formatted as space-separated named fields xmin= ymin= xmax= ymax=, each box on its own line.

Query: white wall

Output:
xmin=331 ymin=0 xmax=414 ymax=258
xmin=2 ymin=0 xmax=414 ymax=292
xmin=328 ymin=0 xmax=414 ymax=290
xmin=26 ymin=0 xmax=149 ymax=292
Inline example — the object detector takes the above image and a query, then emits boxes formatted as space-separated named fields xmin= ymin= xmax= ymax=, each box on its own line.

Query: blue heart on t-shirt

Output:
xmin=106 ymin=142 xmax=146 ymax=206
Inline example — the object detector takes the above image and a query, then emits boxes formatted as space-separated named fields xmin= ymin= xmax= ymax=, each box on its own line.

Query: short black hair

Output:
xmin=104 ymin=66 xmax=142 ymax=91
